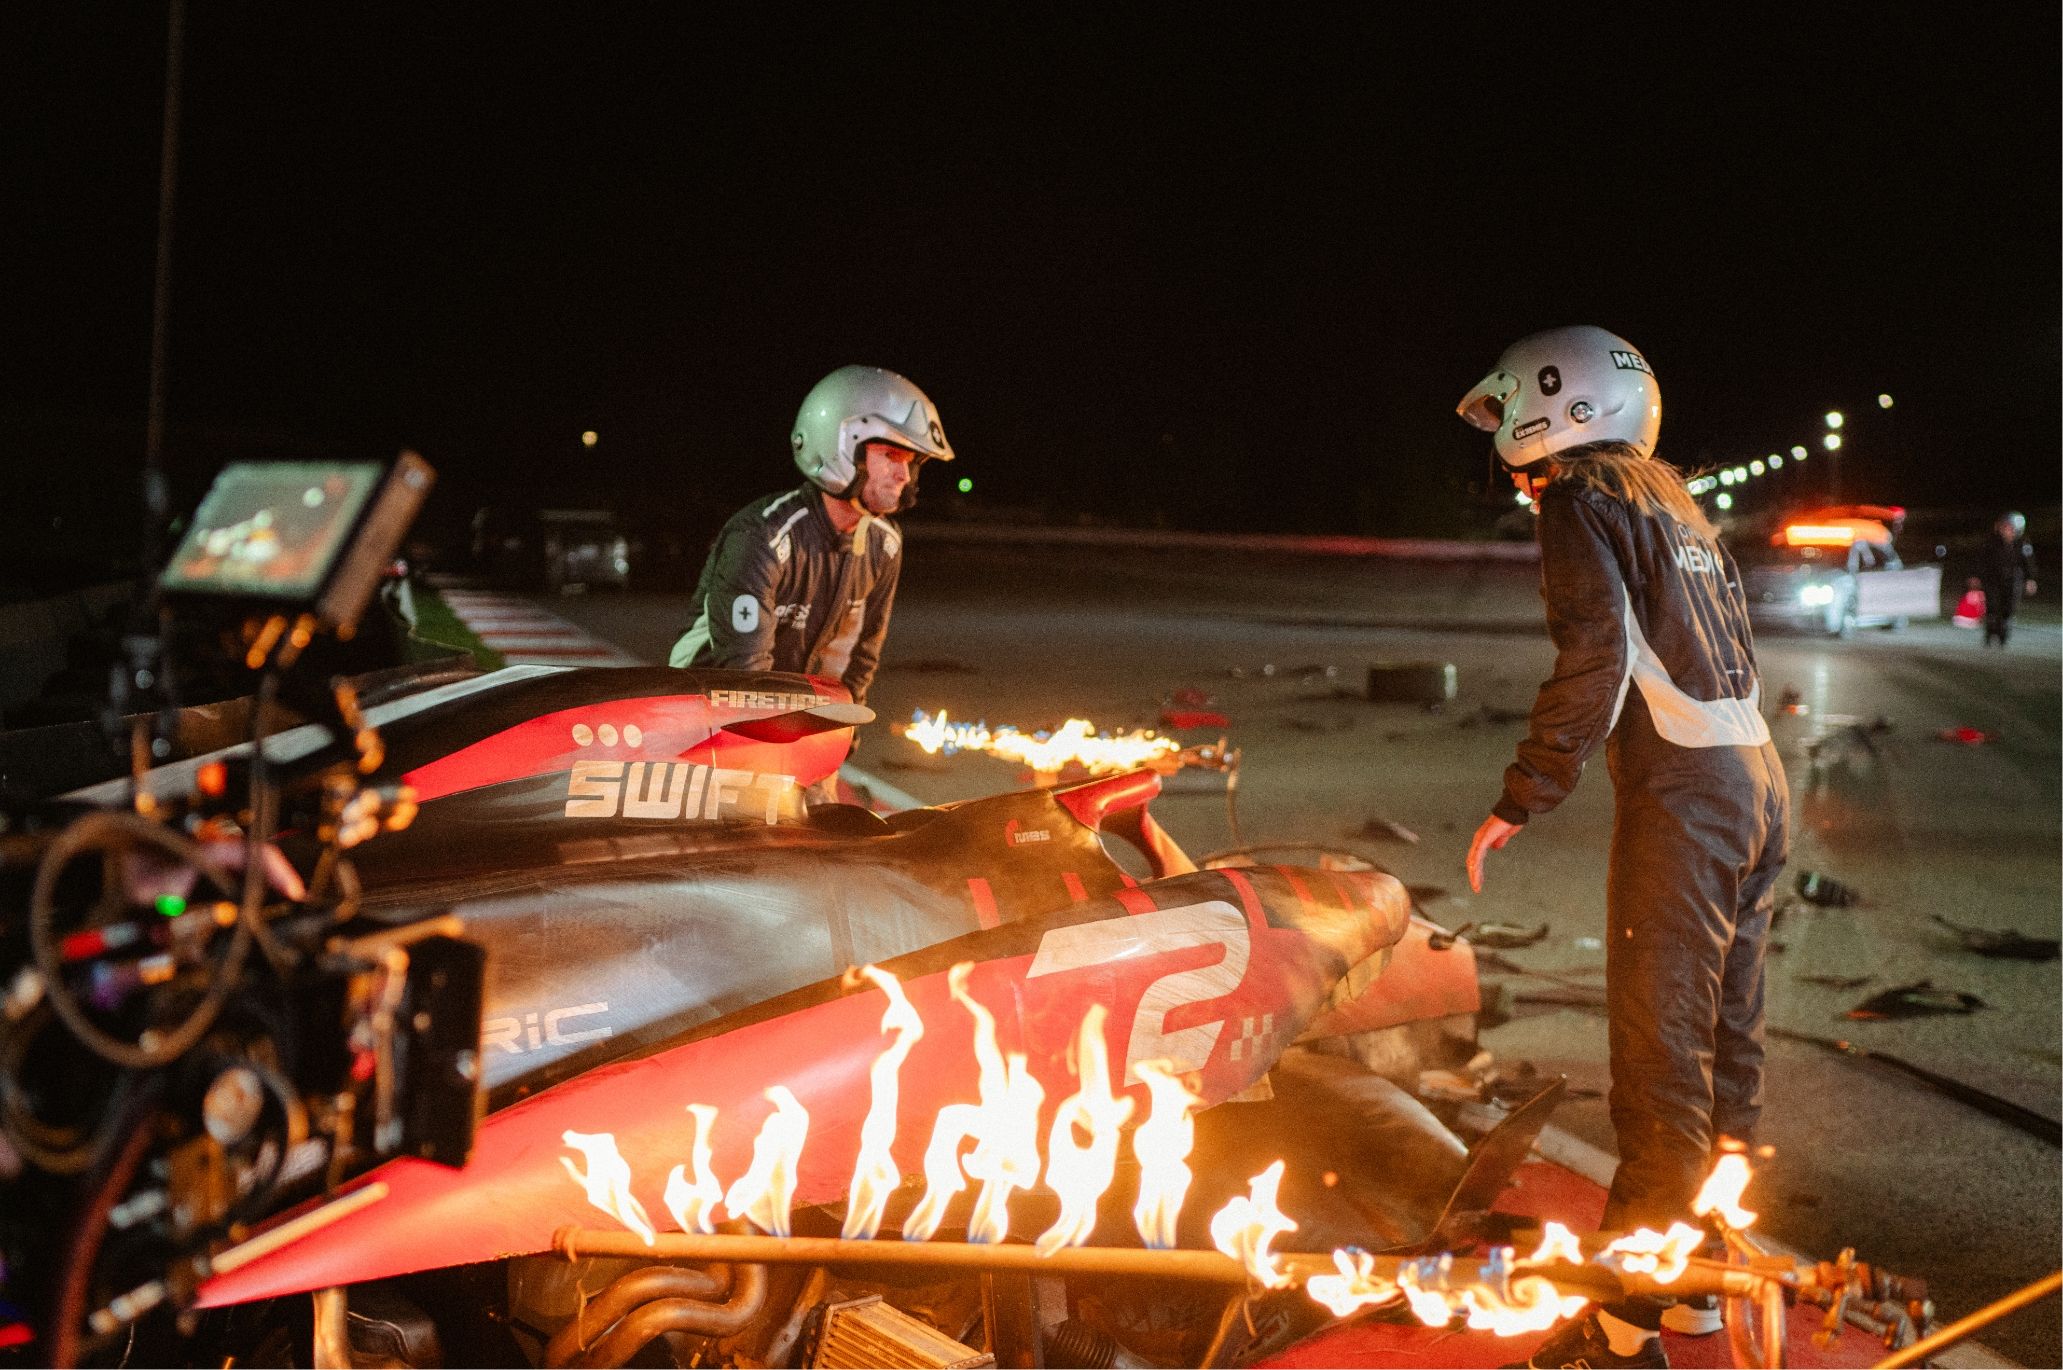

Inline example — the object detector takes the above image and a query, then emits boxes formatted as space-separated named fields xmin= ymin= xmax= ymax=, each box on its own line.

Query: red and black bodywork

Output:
xmin=169 ymin=664 xmax=1482 ymax=1308
xmin=35 ymin=663 xmax=1907 ymax=1368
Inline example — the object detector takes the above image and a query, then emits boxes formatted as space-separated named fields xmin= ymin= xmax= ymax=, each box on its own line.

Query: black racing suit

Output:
xmin=668 ymin=485 xmax=902 ymax=705
xmin=1496 ymin=478 xmax=1789 ymax=1280
xmin=1977 ymin=531 xmax=2038 ymax=647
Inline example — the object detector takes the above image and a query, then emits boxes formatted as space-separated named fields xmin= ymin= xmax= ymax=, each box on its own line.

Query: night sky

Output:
xmin=9 ymin=7 xmax=2059 ymax=553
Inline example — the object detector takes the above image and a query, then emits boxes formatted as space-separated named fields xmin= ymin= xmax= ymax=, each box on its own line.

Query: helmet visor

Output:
xmin=1456 ymin=370 xmax=1518 ymax=433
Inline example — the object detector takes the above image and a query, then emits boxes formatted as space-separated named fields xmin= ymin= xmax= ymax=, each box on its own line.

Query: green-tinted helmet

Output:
xmin=791 ymin=365 xmax=953 ymax=496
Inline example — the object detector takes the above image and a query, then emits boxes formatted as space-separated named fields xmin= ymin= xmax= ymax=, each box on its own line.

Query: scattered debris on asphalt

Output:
xmin=1798 ymin=974 xmax=1874 ymax=990
xmin=1426 ymin=921 xmax=1471 ymax=950
xmin=1353 ymin=815 xmax=1421 ymax=844
xmin=1572 ymin=936 xmax=1603 ymax=952
xmin=1936 ymin=725 xmax=1998 ymax=745
xmin=1225 ymin=662 xmax=1340 ymax=681
xmin=1158 ymin=707 xmax=1229 ymax=730
xmin=1806 ymin=715 xmax=1894 ymax=766
xmin=1469 ymin=921 xmax=1551 ymax=950
xmin=1455 ymin=703 xmax=1532 ymax=728
xmin=1933 ymin=915 xmax=2061 ymax=962
xmin=888 ymin=657 xmax=978 ymax=674
xmin=1795 ymin=870 xmax=1862 ymax=907
xmin=1281 ymin=715 xmax=1354 ymax=733
xmin=1770 ymin=1025 xmax=2061 ymax=1146
xmin=1365 ymin=660 xmax=1458 ymax=704
xmin=1845 ymin=980 xmax=1987 ymax=1020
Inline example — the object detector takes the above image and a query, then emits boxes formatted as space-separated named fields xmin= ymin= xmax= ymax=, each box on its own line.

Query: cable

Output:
xmin=46 ymin=1085 xmax=163 ymax=1370
xmin=0 ymin=1006 xmax=136 ymax=1176
xmin=238 ymin=671 xmax=295 ymax=978
xmin=28 ymin=810 xmax=249 ymax=1070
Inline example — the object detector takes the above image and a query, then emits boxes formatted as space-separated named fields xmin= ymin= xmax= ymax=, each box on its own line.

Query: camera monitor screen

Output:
xmin=159 ymin=462 xmax=386 ymax=601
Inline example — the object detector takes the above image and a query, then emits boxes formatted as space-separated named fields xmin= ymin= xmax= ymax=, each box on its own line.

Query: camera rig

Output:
xmin=0 ymin=454 xmax=485 ymax=1367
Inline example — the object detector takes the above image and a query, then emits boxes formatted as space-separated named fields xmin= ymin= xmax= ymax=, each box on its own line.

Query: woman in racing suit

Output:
xmin=1457 ymin=327 xmax=1788 ymax=1370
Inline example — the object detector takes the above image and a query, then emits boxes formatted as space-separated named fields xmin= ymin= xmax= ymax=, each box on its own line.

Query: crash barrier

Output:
xmin=903 ymin=521 xmax=1543 ymax=561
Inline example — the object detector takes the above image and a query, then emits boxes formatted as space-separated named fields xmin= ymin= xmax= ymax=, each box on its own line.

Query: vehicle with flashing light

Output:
xmin=1735 ymin=505 xmax=1941 ymax=637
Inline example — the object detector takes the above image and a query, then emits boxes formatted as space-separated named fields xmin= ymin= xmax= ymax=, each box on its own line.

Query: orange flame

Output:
xmin=1036 ymin=1004 xmax=1135 ymax=1256
xmin=1131 ymin=1058 xmax=1202 ymax=1249
xmin=842 ymin=966 xmax=926 ymax=1240
xmin=1209 ymin=1160 xmax=1299 ymax=1288
xmin=903 ymin=963 xmax=1045 ymax=1243
xmin=560 ymin=1130 xmax=656 ymax=1245
xmin=1395 ymin=1262 xmax=1458 ymax=1326
xmin=1599 ymin=1222 xmax=1705 ymax=1285
xmin=661 ymin=1104 xmax=723 ymax=1234
xmin=964 ymin=1049 xmax=1046 ymax=1243
xmin=903 ymin=1101 xmax=981 ymax=1242
xmin=1691 ymin=1151 xmax=1757 ymax=1230
xmin=1388 ymin=1253 xmax=1587 ymax=1335
xmin=721 ymin=1086 xmax=811 ymax=1237
xmin=1305 ymin=1249 xmax=1400 ymax=1317
xmin=904 ymin=710 xmax=1179 ymax=775
xmin=1522 ymin=1220 xmax=1587 ymax=1267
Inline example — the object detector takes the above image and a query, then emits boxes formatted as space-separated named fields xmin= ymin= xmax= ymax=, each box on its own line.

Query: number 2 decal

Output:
xmin=1026 ymin=901 xmax=1250 ymax=1080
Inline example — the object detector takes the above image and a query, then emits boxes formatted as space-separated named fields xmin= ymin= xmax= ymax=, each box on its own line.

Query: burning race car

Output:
xmin=1 ymin=459 xmax=1937 ymax=1369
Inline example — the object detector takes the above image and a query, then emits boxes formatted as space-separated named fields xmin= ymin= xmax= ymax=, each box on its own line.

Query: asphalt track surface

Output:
xmin=540 ymin=535 xmax=2062 ymax=1366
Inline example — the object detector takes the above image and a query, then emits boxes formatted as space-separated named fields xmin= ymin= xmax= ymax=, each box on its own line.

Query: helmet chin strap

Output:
xmin=1508 ymin=462 xmax=1552 ymax=500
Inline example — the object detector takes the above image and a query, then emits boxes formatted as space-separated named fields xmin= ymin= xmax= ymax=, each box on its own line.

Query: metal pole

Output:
xmin=144 ymin=0 xmax=186 ymax=561
xmin=552 ymin=1227 xmax=1661 ymax=1302
xmin=1872 ymin=1271 xmax=2061 ymax=1369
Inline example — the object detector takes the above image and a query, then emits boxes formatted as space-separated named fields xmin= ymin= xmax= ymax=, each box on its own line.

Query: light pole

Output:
xmin=1824 ymin=411 xmax=1844 ymax=500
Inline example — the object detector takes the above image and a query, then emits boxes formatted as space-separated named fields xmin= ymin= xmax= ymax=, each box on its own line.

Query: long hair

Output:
xmin=1548 ymin=441 xmax=1717 ymax=541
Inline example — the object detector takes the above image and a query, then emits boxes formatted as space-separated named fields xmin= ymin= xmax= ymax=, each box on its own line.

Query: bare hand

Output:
xmin=1466 ymin=814 xmax=1521 ymax=893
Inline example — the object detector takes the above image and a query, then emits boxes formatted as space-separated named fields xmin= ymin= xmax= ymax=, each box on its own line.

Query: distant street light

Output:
xmin=581 ymin=430 xmax=599 ymax=448
xmin=1750 ymin=460 xmax=1766 ymax=477
xmin=957 ymin=477 xmax=973 ymax=494
xmin=1823 ymin=432 xmax=1843 ymax=451
xmin=1877 ymin=393 xmax=1894 ymax=409
xmin=1769 ymin=454 xmax=1784 ymax=469
xmin=1715 ymin=492 xmax=1734 ymax=510
xmin=1825 ymin=410 xmax=1844 ymax=430
xmin=1790 ymin=445 xmax=1808 ymax=460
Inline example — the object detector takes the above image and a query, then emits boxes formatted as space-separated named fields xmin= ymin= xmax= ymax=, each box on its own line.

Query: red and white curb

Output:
xmin=434 ymin=588 xmax=643 ymax=667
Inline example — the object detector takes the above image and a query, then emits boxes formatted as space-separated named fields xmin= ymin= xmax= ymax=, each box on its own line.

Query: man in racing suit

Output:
xmin=669 ymin=366 xmax=953 ymax=706
xmin=1458 ymin=327 xmax=1788 ymax=1370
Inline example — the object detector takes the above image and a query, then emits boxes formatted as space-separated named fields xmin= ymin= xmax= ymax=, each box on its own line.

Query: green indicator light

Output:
xmin=155 ymin=893 xmax=187 ymax=919
xmin=957 ymin=477 xmax=973 ymax=494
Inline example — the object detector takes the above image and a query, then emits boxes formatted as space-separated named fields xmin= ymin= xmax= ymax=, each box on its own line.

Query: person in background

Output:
xmin=669 ymin=365 xmax=952 ymax=705
xmin=1456 ymin=326 xmax=1788 ymax=1370
xmin=1976 ymin=510 xmax=2038 ymax=648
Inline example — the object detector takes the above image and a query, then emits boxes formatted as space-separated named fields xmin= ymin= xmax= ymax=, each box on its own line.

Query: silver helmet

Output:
xmin=1457 ymin=325 xmax=1662 ymax=468
xmin=790 ymin=365 xmax=953 ymax=495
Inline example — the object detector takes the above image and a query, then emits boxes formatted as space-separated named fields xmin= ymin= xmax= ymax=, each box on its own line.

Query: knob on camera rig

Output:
xmin=1 ymin=454 xmax=486 ymax=1366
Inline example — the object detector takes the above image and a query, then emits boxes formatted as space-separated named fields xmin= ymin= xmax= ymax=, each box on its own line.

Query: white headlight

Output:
xmin=1800 ymin=584 xmax=1836 ymax=606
